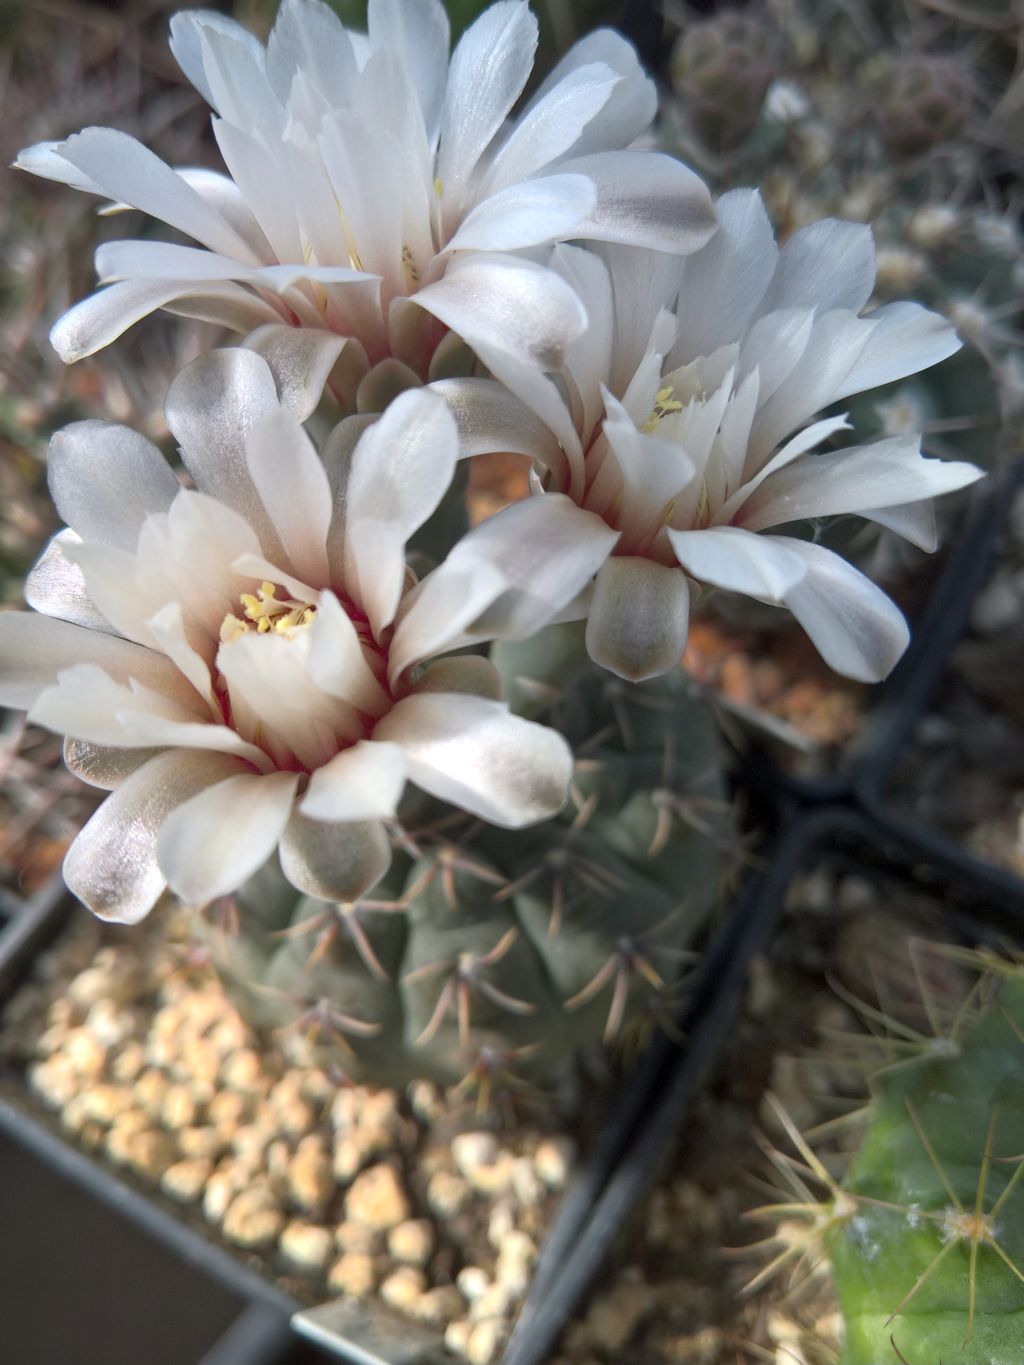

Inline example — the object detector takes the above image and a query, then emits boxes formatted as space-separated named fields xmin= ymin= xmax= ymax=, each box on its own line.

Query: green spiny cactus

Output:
xmin=196 ymin=640 xmax=730 ymax=1089
xmin=748 ymin=954 xmax=1024 ymax=1364
xmin=831 ymin=965 xmax=1024 ymax=1364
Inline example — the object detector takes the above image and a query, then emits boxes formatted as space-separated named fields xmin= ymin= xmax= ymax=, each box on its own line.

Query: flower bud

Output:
xmin=671 ymin=11 xmax=779 ymax=152
xmin=872 ymin=55 xmax=972 ymax=159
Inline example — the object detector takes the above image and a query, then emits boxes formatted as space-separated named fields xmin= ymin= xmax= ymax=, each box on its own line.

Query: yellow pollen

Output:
xmin=219 ymin=582 xmax=316 ymax=643
xmin=641 ymin=385 xmax=684 ymax=433
xmin=433 ymin=177 xmax=443 ymax=197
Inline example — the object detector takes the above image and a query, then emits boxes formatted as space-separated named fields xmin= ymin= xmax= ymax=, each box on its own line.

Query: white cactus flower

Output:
xmin=16 ymin=0 xmax=715 ymax=388
xmin=433 ymin=190 xmax=985 ymax=683
xmin=0 ymin=347 xmax=598 ymax=924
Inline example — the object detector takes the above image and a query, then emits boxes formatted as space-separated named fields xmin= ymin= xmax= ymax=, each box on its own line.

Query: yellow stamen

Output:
xmin=641 ymin=385 xmax=684 ymax=434
xmin=220 ymin=583 xmax=317 ymax=642
xmin=433 ymin=177 xmax=443 ymax=197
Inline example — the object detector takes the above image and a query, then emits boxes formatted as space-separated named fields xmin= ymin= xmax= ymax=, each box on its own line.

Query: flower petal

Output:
xmin=445 ymin=174 xmax=597 ymax=254
xmin=737 ymin=436 xmax=984 ymax=532
xmin=170 ymin=9 xmax=266 ymax=111
xmin=65 ymin=749 xmax=247 ymax=924
xmin=409 ymin=655 xmax=503 ymax=699
xmin=585 ymin=555 xmax=691 ymax=681
xmin=47 ymin=420 xmax=179 ymax=551
xmin=374 ymin=692 xmax=572 ymax=827
xmin=54 ymin=128 xmax=255 ymax=260
xmin=165 ymin=348 xmax=286 ymax=560
xmin=266 ymin=0 xmax=360 ymax=106
xmin=279 ymin=809 xmax=392 ymax=901
xmin=436 ymin=0 xmax=537 ymax=211
xmin=775 ymin=537 xmax=911 ymax=681
xmin=244 ymin=407 xmax=332 ymax=585
xmin=756 ymin=217 xmax=876 ymax=317
xmin=300 ymin=739 xmax=407 ymax=822
xmin=672 ymin=188 xmax=778 ymax=365
xmin=416 ymin=252 xmax=587 ymax=373
xmin=429 ymin=376 xmax=564 ymax=467
xmin=344 ymin=388 xmax=460 ymax=636
xmin=368 ymin=0 xmax=450 ymax=143
xmin=51 ymin=279 xmax=236 ymax=363
xmin=832 ymin=301 xmax=961 ymax=400
xmin=0 ymin=613 xmax=186 ymax=711
xmin=667 ymin=525 xmax=807 ymax=602
xmin=241 ymin=324 xmax=346 ymax=421
xmin=157 ymin=770 xmax=299 ymax=904
xmin=307 ymin=590 xmax=391 ymax=716
xmin=860 ymin=500 xmax=937 ymax=553
xmin=63 ymin=738 xmax=161 ymax=791
xmin=24 ymin=531 xmax=110 ymax=631
xmin=551 ymin=150 xmax=717 ymax=255
xmin=521 ymin=29 xmax=656 ymax=156
xmin=479 ymin=62 xmax=620 ymax=194
xmin=408 ymin=492 xmax=618 ymax=650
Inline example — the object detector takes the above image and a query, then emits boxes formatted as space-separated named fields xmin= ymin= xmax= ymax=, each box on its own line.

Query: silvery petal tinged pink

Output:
xmin=0 ymin=350 xmax=574 ymax=924
xmin=15 ymin=0 xmax=715 ymax=389
xmin=434 ymin=190 xmax=984 ymax=683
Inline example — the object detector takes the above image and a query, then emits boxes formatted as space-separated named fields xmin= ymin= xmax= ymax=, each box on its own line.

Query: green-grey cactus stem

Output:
xmin=190 ymin=638 xmax=731 ymax=1089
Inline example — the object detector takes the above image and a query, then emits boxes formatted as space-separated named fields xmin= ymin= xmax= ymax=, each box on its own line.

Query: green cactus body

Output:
xmin=199 ymin=643 xmax=729 ymax=1088
xmin=831 ymin=974 xmax=1024 ymax=1364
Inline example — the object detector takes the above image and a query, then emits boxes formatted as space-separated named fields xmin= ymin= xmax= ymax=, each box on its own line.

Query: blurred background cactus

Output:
xmin=201 ymin=640 xmax=731 ymax=1088
xmin=747 ymin=946 xmax=1024 ymax=1364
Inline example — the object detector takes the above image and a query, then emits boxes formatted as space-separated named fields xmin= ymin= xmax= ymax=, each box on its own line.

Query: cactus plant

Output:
xmin=200 ymin=641 xmax=730 ymax=1088
xmin=749 ymin=952 xmax=1024 ymax=1364
xmin=831 ymin=964 xmax=1024 ymax=1364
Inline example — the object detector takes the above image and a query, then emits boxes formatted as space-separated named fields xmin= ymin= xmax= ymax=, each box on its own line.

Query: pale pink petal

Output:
xmin=241 ymin=324 xmax=346 ymax=420
xmin=244 ymin=408 xmax=332 ymax=585
xmin=737 ymin=436 xmax=984 ymax=532
xmin=551 ymin=150 xmax=716 ymax=254
xmin=64 ymin=738 xmax=162 ymax=791
xmin=24 ymin=531 xmax=110 ymax=631
xmin=445 ymin=174 xmax=597 ymax=253
xmin=374 ymin=692 xmax=572 ymax=827
xmin=756 ymin=217 xmax=876 ymax=317
xmin=585 ymin=555 xmax=691 ymax=681
xmin=46 ymin=420 xmax=179 ymax=552
xmin=157 ymin=770 xmax=299 ymax=904
xmin=368 ymin=0 xmax=450 ymax=142
xmin=165 ymin=348 xmax=286 ymax=561
xmin=307 ymin=591 xmax=391 ymax=717
xmin=344 ymin=388 xmax=460 ymax=636
xmin=436 ymin=0 xmax=538 ymax=212
xmin=776 ymin=537 xmax=911 ymax=681
xmin=416 ymin=252 xmax=587 ymax=373
xmin=64 ymin=750 xmax=248 ymax=923
xmin=0 ymin=614 xmax=186 ymax=711
xmin=301 ymin=739 xmax=407 ymax=821
xmin=55 ymin=128 xmax=255 ymax=260
xmin=521 ymin=29 xmax=656 ymax=155
xmin=667 ymin=525 xmax=807 ymax=602
xmin=279 ymin=810 xmax=392 ymax=901
xmin=479 ymin=63 xmax=619 ymax=194
xmin=672 ymin=189 xmax=778 ymax=365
